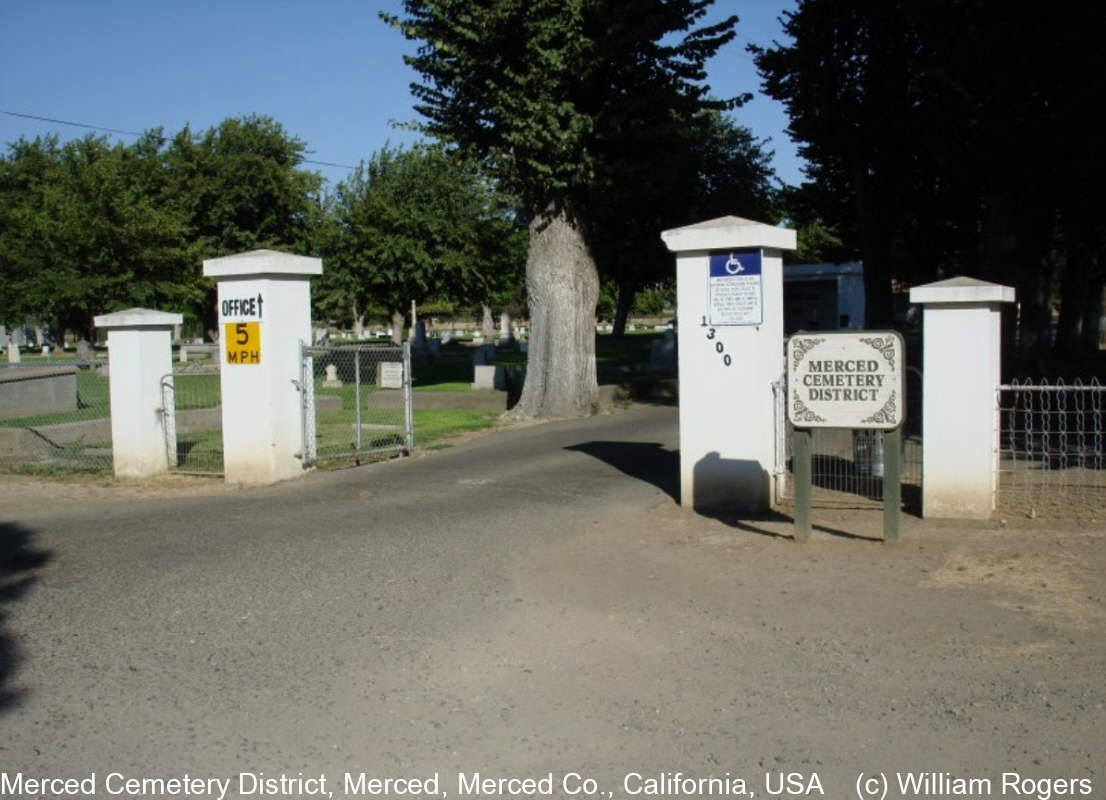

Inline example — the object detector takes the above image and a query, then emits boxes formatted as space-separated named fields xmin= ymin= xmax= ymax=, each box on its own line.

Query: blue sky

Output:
xmin=0 ymin=0 xmax=802 ymax=188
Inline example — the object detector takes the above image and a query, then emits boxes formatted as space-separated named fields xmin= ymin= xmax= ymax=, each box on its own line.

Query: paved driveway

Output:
xmin=2 ymin=405 xmax=1102 ymax=798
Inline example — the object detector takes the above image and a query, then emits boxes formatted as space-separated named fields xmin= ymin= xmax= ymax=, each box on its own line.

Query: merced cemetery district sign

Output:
xmin=787 ymin=332 xmax=905 ymax=429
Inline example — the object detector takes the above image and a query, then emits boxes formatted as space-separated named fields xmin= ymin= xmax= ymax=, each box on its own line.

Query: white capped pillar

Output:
xmin=93 ymin=308 xmax=183 ymax=478
xmin=909 ymin=277 xmax=1015 ymax=518
xmin=203 ymin=250 xmax=322 ymax=484
xmin=662 ymin=216 xmax=797 ymax=512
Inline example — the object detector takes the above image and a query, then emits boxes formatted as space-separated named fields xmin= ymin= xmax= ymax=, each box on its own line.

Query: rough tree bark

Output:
xmin=390 ymin=309 xmax=404 ymax=345
xmin=505 ymin=207 xmax=599 ymax=419
xmin=351 ymin=302 xmax=365 ymax=339
xmin=481 ymin=304 xmax=494 ymax=338
xmin=612 ymin=283 xmax=635 ymax=338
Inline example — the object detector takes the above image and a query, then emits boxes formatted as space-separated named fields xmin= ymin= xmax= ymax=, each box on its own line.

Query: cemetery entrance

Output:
xmin=161 ymin=362 xmax=223 ymax=474
xmin=299 ymin=342 xmax=413 ymax=467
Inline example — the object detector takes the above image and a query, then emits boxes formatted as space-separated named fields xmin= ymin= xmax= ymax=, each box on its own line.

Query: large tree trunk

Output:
xmin=390 ymin=309 xmax=404 ymax=345
xmin=612 ymin=283 xmax=635 ymax=337
xmin=505 ymin=208 xmax=599 ymax=419
xmin=499 ymin=310 xmax=513 ymax=342
xmin=481 ymin=304 xmax=494 ymax=338
xmin=351 ymin=301 xmax=365 ymax=339
xmin=1081 ymin=280 xmax=1106 ymax=353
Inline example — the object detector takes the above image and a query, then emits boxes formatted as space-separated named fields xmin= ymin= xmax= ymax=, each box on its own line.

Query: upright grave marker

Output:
xmin=203 ymin=250 xmax=322 ymax=484
xmin=662 ymin=216 xmax=796 ymax=512
xmin=787 ymin=332 xmax=905 ymax=542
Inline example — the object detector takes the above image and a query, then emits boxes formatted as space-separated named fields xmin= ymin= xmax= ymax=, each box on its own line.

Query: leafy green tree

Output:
xmin=0 ymin=133 xmax=189 ymax=340
xmin=590 ymin=110 xmax=775 ymax=336
xmin=163 ymin=114 xmax=324 ymax=336
xmin=387 ymin=0 xmax=739 ymax=417
xmin=320 ymin=145 xmax=522 ymax=344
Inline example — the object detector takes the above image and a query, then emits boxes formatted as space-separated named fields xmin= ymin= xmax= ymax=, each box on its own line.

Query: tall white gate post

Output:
xmin=203 ymin=250 xmax=322 ymax=484
xmin=661 ymin=216 xmax=797 ymax=512
xmin=909 ymin=277 xmax=1015 ymax=518
xmin=93 ymin=308 xmax=183 ymax=478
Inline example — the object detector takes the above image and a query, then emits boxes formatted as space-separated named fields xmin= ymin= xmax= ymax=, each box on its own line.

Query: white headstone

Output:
xmin=7 ymin=341 xmax=20 ymax=363
xmin=472 ymin=364 xmax=505 ymax=390
xmin=378 ymin=361 xmax=404 ymax=389
xmin=323 ymin=363 xmax=343 ymax=387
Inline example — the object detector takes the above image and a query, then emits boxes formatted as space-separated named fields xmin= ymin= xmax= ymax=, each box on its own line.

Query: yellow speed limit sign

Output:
xmin=224 ymin=322 xmax=261 ymax=365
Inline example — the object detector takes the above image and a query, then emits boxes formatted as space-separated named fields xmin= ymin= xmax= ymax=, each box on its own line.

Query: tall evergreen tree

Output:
xmin=387 ymin=0 xmax=738 ymax=417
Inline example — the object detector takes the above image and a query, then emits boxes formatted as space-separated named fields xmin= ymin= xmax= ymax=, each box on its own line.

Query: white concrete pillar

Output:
xmin=909 ymin=277 xmax=1015 ymax=518
xmin=202 ymin=249 xmax=322 ymax=484
xmin=661 ymin=216 xmax=797 ymax=512
xmin=92 ymin=308 xmax=183 ymax=478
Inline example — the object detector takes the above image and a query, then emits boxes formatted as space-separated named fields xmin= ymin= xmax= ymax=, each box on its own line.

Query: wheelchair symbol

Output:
xmin=724 ymin=253 xmax=743 ymax=274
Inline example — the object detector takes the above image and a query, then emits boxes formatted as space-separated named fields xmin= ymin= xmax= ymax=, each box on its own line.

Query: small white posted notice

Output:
xmin=708 ymin=250 xmax=762 ymax=326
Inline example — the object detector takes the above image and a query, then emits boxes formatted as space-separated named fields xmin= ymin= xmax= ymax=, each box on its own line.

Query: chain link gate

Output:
xmin=996 ymin=378 xmax=1105 ymax=518
xmin=160 ymin=363 xmax=223 ymax=474
xmin=298 ymin=341 xmax=413 ymax=467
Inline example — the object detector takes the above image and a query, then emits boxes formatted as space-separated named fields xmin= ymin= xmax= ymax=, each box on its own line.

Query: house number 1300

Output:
xmin=701 ymin=316 xmax=732 ymax=367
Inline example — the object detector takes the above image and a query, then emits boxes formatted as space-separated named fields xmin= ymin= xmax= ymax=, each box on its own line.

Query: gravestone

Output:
xmin=323 ymin=363 xmax=343 ymax=388
xmin=7 ymin=341 xmax=21 ymax=363
xmin=441 ymin=332 xmax=452 ymax=345
xmin=378 ymin=362 xmax=403 ymax=389
xmin=76 ymin=339 xmax=93 ymax=361
xmin=472 ymin=364 xmax=505 ymax=390
xmin=650 ymin=337 xmax=675 ymax=370
xmin=41 ymin=345 xmax=50 ymax=357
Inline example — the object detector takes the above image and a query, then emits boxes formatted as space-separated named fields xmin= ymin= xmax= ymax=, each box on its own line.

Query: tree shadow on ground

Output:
xmin=0 ymin=521 xmax=51 ymax=712
xmin=564 ymin=440 xmax=679 ymax=502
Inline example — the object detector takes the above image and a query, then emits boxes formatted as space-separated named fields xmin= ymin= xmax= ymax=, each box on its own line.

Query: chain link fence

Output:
xmin=161 ymin=363 xmax=223 ymax=474
xmin=300 ymin=343 xmax=412 ymax=467
xmin=997 ymin=378 xmax=1105 ymax=518
xmin=0 ymin=360 xmax=113 ymax=472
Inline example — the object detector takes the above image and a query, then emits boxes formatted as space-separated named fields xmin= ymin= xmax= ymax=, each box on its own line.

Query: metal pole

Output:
xmin=403 ymin=340 xmax=414 ymax=453
xmin=354 ymin=348 xmax=362 ymax=453
xmin=883 ymin=425 xmax=902 ymax=543
xmin=793 ymin=427 xmax=812 ymax=542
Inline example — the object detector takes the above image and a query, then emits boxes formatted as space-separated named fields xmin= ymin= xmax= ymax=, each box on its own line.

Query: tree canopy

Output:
xmin=0 ymin=115 xmax=323 ymax=340
xmin=754 ymin=0 xmax=1106 ymax=360
xmin=317 ymin=144 xmax=525 ymax=341
xmin=388 ymin=0 xmax=742 ymax=417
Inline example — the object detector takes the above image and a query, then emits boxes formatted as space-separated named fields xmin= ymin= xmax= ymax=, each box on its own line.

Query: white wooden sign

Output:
xmin=787 ymin=332 xmax=904 ymax=429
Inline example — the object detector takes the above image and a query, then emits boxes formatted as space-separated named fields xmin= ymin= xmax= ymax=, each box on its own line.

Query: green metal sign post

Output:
xmin=883 ymin=425 xmax=901 ymax=543
xmin=793 ymin=427 xmax=813 ymax=543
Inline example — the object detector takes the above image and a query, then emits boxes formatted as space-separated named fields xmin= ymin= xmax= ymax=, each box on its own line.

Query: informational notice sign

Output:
xmin=708 ymin=250 xmax=762 ymax=326
xmin=787 ymin=331 xmax=904 ymax=429
xmin=220 ymin=287 xmax=264 ymax=366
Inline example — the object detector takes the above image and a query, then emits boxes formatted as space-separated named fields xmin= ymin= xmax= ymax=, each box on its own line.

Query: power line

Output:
xmin=0 ymin=109 xmax=358 ymax=171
